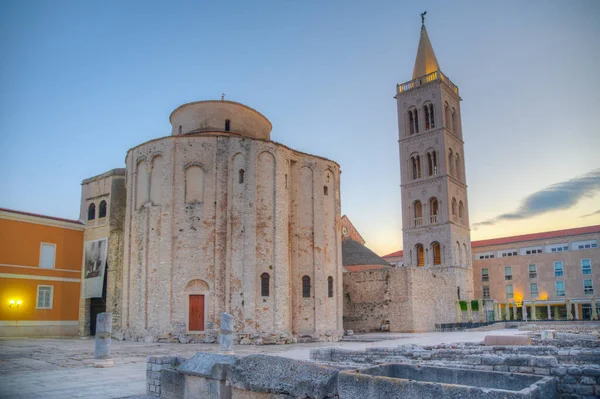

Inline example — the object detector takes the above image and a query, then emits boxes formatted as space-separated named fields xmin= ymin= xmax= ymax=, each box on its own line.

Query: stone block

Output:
xmin=481 ymin=355 xmax=504 ymax=365
xmin=229 ymin=355 xmax=338 ymax=398
xmin=530 ymin=356 xmax=558 ymax=368
xmin=178 ymin=352 xmax=238 ymax=380
xmin=483 ymin=335 xmax=531 ymax=346
xmin=567 ymin=367 xmax=582 ymax=375
xmin=574 ymin=385 xmax=594 ymax=395
xmin=160 ymin=369 xmax=185 ymax=399
xmin=581 ymin=377 xmax=596 ymax=385
xmin=582 ymin=367 xmax=600 ymax=376
xmin=551 ymin=367 xmax=567 ymax=376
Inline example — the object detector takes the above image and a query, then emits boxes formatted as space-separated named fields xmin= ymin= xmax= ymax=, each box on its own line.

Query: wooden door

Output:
xmin=189 ymin=295 xmax=205 ymax=331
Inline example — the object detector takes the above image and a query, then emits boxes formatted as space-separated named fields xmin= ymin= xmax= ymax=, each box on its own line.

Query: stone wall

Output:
xmin=122 ymin=133 xmax=342 ymax=343
xmin=343 ymin=266 xmax=468 ymax=332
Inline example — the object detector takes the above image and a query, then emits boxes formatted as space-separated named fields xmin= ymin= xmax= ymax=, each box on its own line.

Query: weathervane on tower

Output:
xmin=421 ymin=11 xmax=427 ymax=28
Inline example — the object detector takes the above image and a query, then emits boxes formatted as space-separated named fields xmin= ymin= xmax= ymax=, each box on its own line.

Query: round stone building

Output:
xmin=120 ymin=100 xmax=343 ymax=343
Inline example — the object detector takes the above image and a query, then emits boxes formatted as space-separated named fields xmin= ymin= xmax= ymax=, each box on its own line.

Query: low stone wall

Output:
xmin=518 ymin=321 xmax=600 ymax=332
xmin=311 ymin=342 xmax=600 ymax=398
xmin=146 ymin=356 xmax=186 ymax=397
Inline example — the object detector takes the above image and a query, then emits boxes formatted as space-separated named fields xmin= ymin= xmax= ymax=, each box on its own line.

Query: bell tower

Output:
xmin=395 ymin=17 xmax=473 ymax=300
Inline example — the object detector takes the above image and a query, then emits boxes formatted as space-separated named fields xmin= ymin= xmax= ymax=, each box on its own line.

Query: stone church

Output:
xmin=78 ymin=100 xmax=343 ymax=343
xmin=343 ymin=21 xmax=474 ymax=332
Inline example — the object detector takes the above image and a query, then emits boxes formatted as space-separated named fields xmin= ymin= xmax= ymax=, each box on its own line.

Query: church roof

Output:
xmin=342 ymin=238 xmax=392 ymax=268
xmin=412 ymin=25 xmax=440 ymax=80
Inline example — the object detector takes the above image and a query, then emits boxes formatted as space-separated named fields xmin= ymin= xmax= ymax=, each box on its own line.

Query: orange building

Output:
xmin=0 ymin=208 xmax=84 ymax=337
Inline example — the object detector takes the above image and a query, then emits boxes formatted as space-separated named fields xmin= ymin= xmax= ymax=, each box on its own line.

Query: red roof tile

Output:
xmin=382 ymin=249 xmax=404 ymax=258
xmin=0 ymin=207 xmax=83 ymax=225
xmin=471 ymin=225 xmax=600 ymax=248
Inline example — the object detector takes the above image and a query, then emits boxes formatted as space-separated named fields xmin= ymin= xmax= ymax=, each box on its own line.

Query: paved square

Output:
xmin=0 ymin=330 xmax=521 ymax=399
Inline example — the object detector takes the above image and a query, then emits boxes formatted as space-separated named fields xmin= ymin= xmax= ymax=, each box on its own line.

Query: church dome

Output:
xmin=169 ymin=100 xmax=272 ymax=140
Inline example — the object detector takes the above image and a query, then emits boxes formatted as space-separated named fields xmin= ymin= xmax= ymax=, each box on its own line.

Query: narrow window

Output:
xmin=530 ymin=283 xmax=538 ymax=298
xmin=504 ymin=266 xmax=512 ymax=281
xmin=225 ymin=119 xmax=231 ymax=132
xmin=529 ymin=264 xmax=537 ymax=279
xmin=416 ymin=155 xmax=421 ymax=178
xmin=452 ymin=108 xmax=458 ymax=133
xmin=554 ymin=261 xmax=564 ymax=277
xmin=429 ymin=104 xmax=435 ymax=129
xmin=285 ymin=174 xmax=288 ymax=189
xmin=445 ymin=102 xmax=451 ymax=130
xmin=506 ymin=284 xmax=514 ymax=299
xmin=458 ymin=201 xmax=464 ymax=219
xmin=416 ymin=244 xmax=424 ymax=267
xmin=432 ymin=242 xmax=441 ymax=265
xmin=98 ymin=200 xmax=107 ymax=218
xmin=412 ymin=157 xmax=418 ymax=180
xmin=482 ymin=268 xmax=489 ymax=282
xmin=448 ymin=150 xmax=454 ymax=175
xmin=261 ymin=273 xmax=270 ymax=297
xmin=556 ymin=281 xmax=565 ymax=296
xmin=413 ymin=201 xmax=422 ymax=227
xmin=451 ymin=198 xmax=457 ymax=216
xmin=457 ymin=286 xmax=461 ymax=300
xmin=414 ymin=109 xmax=419 ymax=133
xmin=302 ymin=276 xmax=311 ymax=298
xmin=324 ymin=186 xmax=328 ymax=196
xmin=178 ymin=125 xmax=182 ymax=134
xmin=409 ymin=110 xmax=415 ymax=135
xmin=88 ymin=203 xmax=96 ymax=220
xmin=424 ymin=105 xmax=430 ymax=130
xmin=582 ymin=259 xmax=592 ymax=275
xmin=455 ymin=155 xmax=461 ymax=181
xmin=429 ymin=198 xmax=438 ymax=224
xmin=482 ymin=286 xmax=490 ymax=299
xmin=584 ymin=279 xmax=594 ymax=295
xmin=328 ymin=276 xmax=334 ymax=298
xmin=39 ymin=243 xmax=56 ymax=269
xmin=36 ymin=285 xmax=53 ymax=309
xmin=238 ymin=169 xmax=244 ymax=184
xmin=427 ymin=153 xmax=433 ymax=176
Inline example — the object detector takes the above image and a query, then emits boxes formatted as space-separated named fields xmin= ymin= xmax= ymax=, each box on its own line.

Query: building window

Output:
xmin=528 ymin=264 xmax=537 ymax=279
xmin=556 ymin=281 xmax=565 ymax=297
xmin=225 ymin=119 xmax=231 ymax=132
xmin=408 ymin=108 xmax=419 ymax=134
xmin=455 ymin=155 xmax=461 ymax=181
xmin=416 ymin=244 xmax=424 ymax=267
xmin=424 ymin=103 xmax=434 ymax=130
xmin=324 ymin=186 xmax=328 ymax=196
xmin=429 ymin=198 xmax=438 ymax=223
xmin=98 ymin=200 xmax=107 ymax=218
xmin=238 ymin=169 xmax=244 ymax=184
xmin=185 ymin=165 xmax=205 ymax=203
xmin=584 ymin=279 xmax=594 ymax=295
xmin=549 ymin=244 xmax=569 ymax=252
xmin=427 ymin=151 xmax=438 ymax=176
xmin=451 ymin=108 xmax=458 ymax=133
xmin=506 ymin=284 xmax=513 ymax=299
xmin=458 ymin=201 xmax=464 ymax=219
xmin=504 ymin=266 xmax=512 ymax=281
xmin=411 ymin=155 xmax=421 ymax=180
xmin=501 ymin=251 xmax=518 ymax=257
xmin=88 ymin=203 xmax=96 ymax=220
xmin=482 ymin=286 xmax=490 ymax=299
xmin=530 ymin=283 xmax=538 ymax=298
xmin=36 ymin=285 xmax=53 ymax=309
xmin=525 ymin=248 xmax=543 ymax=255
xmin=302 ymin=276 xmax=311 ymax=298
xmin=432 ymin=242 xmax=441 ymax=265
xmin=554 ymin=261 xmax=564 ymax=277
xmin=448 ymin=149 xmax=454 ymax=175
xmin=482 ymin=268 xmax=489 ymax=282
xmin=444 ymin=102 xmax=451 ymax=130
xmin=328 ymin=276 xmax=334 ymax=298
xmin=261 ymin=273 xmax=269 ymax=297
xmin=451 ymin=198 xmax=457 ymax=216
xmin=39 ymin=243 xmax=56 ymax=269
xmin=582 ymin=259 xmax=591 ymax=275
xmin=413 ymin=200 xmax=423 ymax=227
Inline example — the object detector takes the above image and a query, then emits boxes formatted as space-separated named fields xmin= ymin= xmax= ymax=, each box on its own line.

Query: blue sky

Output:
xmin=1 ymin=0 xmax=599 ymax=255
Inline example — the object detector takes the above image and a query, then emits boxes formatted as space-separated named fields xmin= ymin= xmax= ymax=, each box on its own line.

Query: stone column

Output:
xmin=591 ymin=297 xmax=598 ymax=320
xmin=479 ymin=299 xmax=485 ymax=322
xmin=522 ymin=303 xmax=527 ymax=321
xmin=547 ymin=304 xmax=552 ymax=320
xmin=467 ymin=300 xmax=473 ymax=323
xmin=511 ymin=302 xmax=517 ymax=321
xmin=566 ymin=298 xmax=573 ymax=320
xmin=574 ymin=303 xmax=579 ymax=320
xmin=495 ymin=302 xmax=500 ymax=321
xmin=219 ymin=312 xmax=234 ymax=354
xmin=505 ymin=301 xmax=510 ymax=320
xmin=85 ymin=312 xmax=114 ymax=368
xmin=531 ymin=300 xmax=537 ymax=321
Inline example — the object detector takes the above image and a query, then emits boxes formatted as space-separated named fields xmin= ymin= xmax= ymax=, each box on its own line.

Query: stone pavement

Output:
xmin=0 ymin=329 xmax=522 ymax=399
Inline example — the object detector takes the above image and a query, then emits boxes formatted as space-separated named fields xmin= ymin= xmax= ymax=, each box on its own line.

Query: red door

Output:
xmin=189 ymin=295 xmax=205 ymax=331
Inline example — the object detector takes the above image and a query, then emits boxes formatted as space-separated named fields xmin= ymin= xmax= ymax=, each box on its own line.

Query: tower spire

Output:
xmin=412 ymin=12 xmax=440 ymax=80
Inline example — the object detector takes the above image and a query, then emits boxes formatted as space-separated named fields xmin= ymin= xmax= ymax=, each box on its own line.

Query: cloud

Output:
xmin=473 ymin=169 xmax=600 ymax=229
xmin=580 ymin=209 xmax=600 ymax=218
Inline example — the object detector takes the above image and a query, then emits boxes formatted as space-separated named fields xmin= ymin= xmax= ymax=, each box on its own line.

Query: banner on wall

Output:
xmin=83 ymin=238 xmax=108 ymax=298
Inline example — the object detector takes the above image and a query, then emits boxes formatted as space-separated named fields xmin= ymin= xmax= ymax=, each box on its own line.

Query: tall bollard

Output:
xmin=91 ymin=312 xmax=114 ymax=367
xmin=219 ymin=312 xmax=234 ymax=354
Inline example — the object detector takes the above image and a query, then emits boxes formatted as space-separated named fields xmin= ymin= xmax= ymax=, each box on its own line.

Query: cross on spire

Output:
xmin=420 ymin=11 xmax=427 ymax=28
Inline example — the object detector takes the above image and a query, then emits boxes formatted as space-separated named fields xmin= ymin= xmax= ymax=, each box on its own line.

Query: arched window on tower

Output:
xmin=409 ymin=110 xmax=415 ymax=135
xmin=225 ymin=119 xmax=231 ymax=132
xmin=178 ymin=125 xmax=182 ymax=134
xmin=452 ymin=108 xmax=458 ymax=134
xmin=452 ymin=198 xmax=457 ymax=216
xmin=429 ymin=103 xmax=435 ymax=129
xmin=424 ymin=103 xmax=434 ymax=130
xmin=238 ymin=169 xmax=245 ymax=184
xmin=261 ymin=273 xmax=270 ymax=297
xmin=416 ymin=244 xmax=424 ymax=267
xmin=88 ymin=203 xmax=96 ymax=221
xmin=411 ymin=155 xmax=421 ymax=180
xmin=413 ymin=200 xmax=423 ymax=227
xmin=448 ymin=149 xmax=454 ymax=176
xmin=429 ymin=197 xmax=438 ymax=224
xmin=445 ymin=102 xmax=451 ymax=131
xmin=98 ymin=200 xmax=107 ymax=218
xmin=302 ymin=276 xmax=311 ymax=298
xmin=455 ymin=154 xmax=461 ymax=181
xmin=427 ymin=150 xmax=437 ymax=176
xmin=328 ymin=276 xmax=334 ymax=298
xmin=459 ymin=201 xmax=464 ymax=220
xmin=432 ymin=242 xmax=441 ymax=265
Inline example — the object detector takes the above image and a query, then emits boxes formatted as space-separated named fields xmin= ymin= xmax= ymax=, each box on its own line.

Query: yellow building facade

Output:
xmin=0 ymin=208 xmax=84 ymax=337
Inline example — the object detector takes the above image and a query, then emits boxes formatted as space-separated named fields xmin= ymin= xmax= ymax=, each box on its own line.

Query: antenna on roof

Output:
xmin=221 ymin=93 xmax=225 ymax=101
